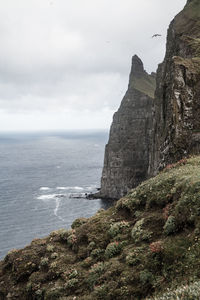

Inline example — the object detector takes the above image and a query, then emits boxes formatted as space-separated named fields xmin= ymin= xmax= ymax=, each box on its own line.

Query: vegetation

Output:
xmin=130 ymin=73 xmax=156 ymax=99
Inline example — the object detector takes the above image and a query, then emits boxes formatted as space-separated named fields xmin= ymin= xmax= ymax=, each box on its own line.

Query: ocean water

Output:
xmin=0 ymin=131 xmax=110 ymax=260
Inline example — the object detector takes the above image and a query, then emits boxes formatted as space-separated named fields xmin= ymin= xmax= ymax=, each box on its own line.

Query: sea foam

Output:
xmin=56 ymin=186 xmax=84 ymax=191
xmin=39 ymin=187 xmax=51 ymax=191
xmin=37 ymin=194 xmax=58 ymax=200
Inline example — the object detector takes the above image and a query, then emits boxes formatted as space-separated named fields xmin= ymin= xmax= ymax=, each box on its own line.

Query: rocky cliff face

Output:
xmin=100 ymin=55 xmax=156 ymax=199
xmin=149 ymin=0 xmax=200 ymax=174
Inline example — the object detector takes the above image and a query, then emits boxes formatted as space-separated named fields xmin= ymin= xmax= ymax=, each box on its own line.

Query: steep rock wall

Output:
xmin=149 ymin=0 xmax=200 ymax=174
xmin=99 ymin=55 xmax=155 ymax=199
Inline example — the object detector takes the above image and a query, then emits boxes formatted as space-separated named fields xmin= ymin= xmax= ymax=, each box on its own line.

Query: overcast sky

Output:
xmin=0 ymin=0 xmax=186 ymax=132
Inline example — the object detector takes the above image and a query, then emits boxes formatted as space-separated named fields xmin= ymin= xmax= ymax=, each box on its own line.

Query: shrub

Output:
xmin=71 ymin=217 xmax=87 ymax=229
xmin=93 ymin=284 xmax=108 ymax=299
xmin=91 ymin=248 xmax=104 ymax=259
xmin=126 ymin=253 xmax=140 ymax=266
xmin=131 ymin=219 xmax=152 ymax=243
xmin=149 ymin=241 xmax=163 ymax=253
xmin=163 ymin=158 xmax=187 ymax=172
xmin=88 ymin=241 xmax=96 ymax=251
xmin=87 ymin=262 xmax=105 ymax=289
xmin=46 ymin=244 xmax=54 ymax=252
xmin=108 ymin=221 xmax=130 ymax=238
xmin=89 ymin=262 xmax=104 ymax=274
xmin=50 ymin=252 xmax=58 ymax=259
xmin=67 ymin=230 xmax=77 ymax=247
xmin=68 ymin=269 xmax=78 ymax=279
xmin=35 ymin=289 xmax=44 ymax=298
xmin=49 ymin=228 xmax=70 ymax=242
xmin=105 ymin=241 xmax=121 ymax=258
xmin=45 ymin=287 xmax=63 ymax=299
xmin=40 ymin=257 xmax=49 ymax=267
xmin=163 ymin=204 xmax=172 ymax=221
xmin=26 ymin=282 xmax=32 ymax=292
xmin=150 ymin=280 xmax=200 ymax=300
xmin=139 ymin=270 xmax=154 ymax=285
xmin=65 ymin=278 xmax=79 ymax=289
xmin=163 ymin=216 xmax=176 ymax=235
xmin=81 ymin=256 xmax=93 ymax=268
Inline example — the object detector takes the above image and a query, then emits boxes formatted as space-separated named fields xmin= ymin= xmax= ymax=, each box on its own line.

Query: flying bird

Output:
xmin=152 ymin=34 xmax=162 ymax=38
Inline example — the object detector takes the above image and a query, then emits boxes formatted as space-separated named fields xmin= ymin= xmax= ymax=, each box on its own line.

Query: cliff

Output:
xmin=149 ymin=0 xmax=200 ymax=174
xmin=99 ymin=55 xmax=156 ymax=199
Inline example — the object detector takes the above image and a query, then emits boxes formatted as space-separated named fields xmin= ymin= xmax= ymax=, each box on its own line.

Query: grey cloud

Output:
xmin=0 ymin=0 xmax=186 ymax=130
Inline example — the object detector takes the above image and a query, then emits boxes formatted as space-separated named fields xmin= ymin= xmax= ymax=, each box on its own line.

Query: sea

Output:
xmin=0 ymin=130 xmax=111 ymax=260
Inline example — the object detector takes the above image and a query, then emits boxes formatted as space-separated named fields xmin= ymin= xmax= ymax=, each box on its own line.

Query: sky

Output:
xmin=0 ymin=0 xmax=186 ymax=132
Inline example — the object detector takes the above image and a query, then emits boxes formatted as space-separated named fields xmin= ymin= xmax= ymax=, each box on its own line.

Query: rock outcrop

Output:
xmin=99 ymin=55 xmax=156 ymax=199
xmin=149 ymin=0 xmax=200 ymax=174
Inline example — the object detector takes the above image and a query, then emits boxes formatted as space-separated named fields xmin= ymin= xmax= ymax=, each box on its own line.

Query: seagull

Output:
xmin=152 ymin=34 xmax=162 ymax=38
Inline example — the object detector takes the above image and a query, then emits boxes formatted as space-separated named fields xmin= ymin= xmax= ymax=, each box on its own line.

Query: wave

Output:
xmin=53 ymin=199 xmax=64 ymax=221
xmin=56 ymin=186 xmax=84 ymax=191
xmin=37 ymin=194 xmax=66 ymax=200
xmin=39 ymin=187 xmax=51 ymax=191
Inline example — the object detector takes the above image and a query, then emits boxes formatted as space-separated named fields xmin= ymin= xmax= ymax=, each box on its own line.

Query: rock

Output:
xmin=99 ymin=55 xmax=156 ymax=199
xmin=149 ymin=0 xmax=200 ymax=174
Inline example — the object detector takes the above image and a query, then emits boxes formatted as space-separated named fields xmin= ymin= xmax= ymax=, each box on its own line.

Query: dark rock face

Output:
xmin=149 ymin=0 xmax=200 ymax=174
xmin=99 ymin=55 xmax=155 ymax=199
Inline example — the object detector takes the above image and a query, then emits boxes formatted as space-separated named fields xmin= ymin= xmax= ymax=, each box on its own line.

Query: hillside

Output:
xmin=1 ymin=156 xmax=200 ymax=299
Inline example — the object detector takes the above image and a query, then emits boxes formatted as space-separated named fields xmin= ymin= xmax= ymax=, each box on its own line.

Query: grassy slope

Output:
xmin=1 ymin=156 xmax=200 ymax=299
xmin=129 ymin=73 xmax=156 ymax=99
xmin=175 ymin=0 xmax=200 ymax=56
xmin=175 ymin=0 xmax=200 ymax=37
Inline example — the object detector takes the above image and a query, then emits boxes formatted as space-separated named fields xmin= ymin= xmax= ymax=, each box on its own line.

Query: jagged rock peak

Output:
xmin=99 ymin=55 xmax=156 ymax=200
xmin=130 ymin=54 xmax=145 ymax=77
